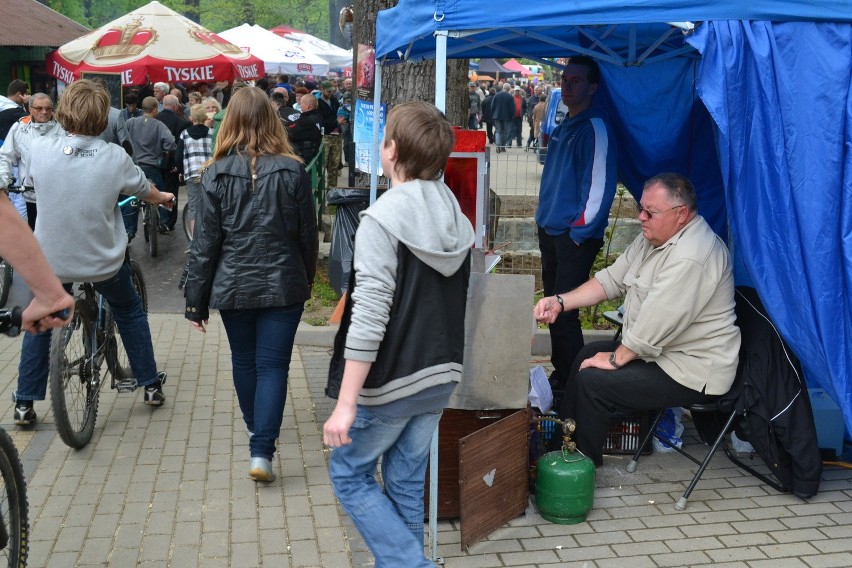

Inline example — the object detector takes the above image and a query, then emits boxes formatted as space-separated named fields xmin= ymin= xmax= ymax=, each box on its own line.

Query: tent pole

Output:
xmin=427 ymin=30 xmax=449 ymax=565
xmin=369 ymin=61 xmax=383 ymax=205
xmin=434 ymin=31 xmax=448 ymax=111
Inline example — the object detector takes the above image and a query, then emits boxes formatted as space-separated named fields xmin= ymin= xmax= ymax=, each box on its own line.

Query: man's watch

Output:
xmin=609 ymin=352 xmax=622 ymax=369
xmin=555 ymin=295 xmax=564 ymax=312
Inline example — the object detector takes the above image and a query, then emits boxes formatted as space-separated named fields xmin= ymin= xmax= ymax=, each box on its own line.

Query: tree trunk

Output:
xmin=353 ymin=0 xmax=468 ymax=127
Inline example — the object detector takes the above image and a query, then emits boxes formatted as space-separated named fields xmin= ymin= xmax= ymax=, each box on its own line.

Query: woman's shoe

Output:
xmin=249 ymin=457 xmax=274 ymax=482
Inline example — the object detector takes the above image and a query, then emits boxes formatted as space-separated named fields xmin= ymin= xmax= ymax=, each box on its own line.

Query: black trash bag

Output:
xmin=328 ymin=188 xmax=371 ymax=296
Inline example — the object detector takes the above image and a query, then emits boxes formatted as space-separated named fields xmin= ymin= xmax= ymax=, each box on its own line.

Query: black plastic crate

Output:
xmin=603 ymin=412 xmax=651 ymax=455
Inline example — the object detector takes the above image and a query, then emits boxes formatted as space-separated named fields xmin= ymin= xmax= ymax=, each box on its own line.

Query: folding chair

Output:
xmin=624 ymin=287 xmax=794 ymax=510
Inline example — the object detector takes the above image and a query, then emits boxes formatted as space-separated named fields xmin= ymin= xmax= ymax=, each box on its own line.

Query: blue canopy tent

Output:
xmin=374 ymin=1 xmax=852 ymax=441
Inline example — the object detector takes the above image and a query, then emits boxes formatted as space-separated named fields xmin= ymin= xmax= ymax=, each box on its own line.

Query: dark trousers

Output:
xmin=557 ymin=341 xmax=715 ymax=465
xmin=485 ymin=120 xmax=494 ymax=144
xmin=538 ymin=227 xmax=602 ymax=387
xmin=512 ymin=116 xmax=524 ymax=146
xmin=163 ymin=169 xmax=180 ymax=230
xmin=25 ymin=202 xmax=37 ymax=231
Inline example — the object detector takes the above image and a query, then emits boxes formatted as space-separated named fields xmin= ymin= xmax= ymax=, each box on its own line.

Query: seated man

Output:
xmin=534 ymin=172 xmax=741 ymax=466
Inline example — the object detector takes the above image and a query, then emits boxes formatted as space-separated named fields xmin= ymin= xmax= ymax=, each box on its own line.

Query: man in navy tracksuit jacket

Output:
xmin=535 ymin=55 xmax=617 ymax=393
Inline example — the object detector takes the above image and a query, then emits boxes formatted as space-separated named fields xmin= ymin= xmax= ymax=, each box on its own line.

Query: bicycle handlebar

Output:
xmin=118 ymin=195 xmax=176 ymax=208
xmin=0 ymin=307 xmax=72 ymax=337
xmin=0 ymin=307 xmax=23 ymax=337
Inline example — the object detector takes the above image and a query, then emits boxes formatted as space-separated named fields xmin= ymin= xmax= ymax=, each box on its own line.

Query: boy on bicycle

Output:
xmin=12 ymin=79 xmax=174 ymax=425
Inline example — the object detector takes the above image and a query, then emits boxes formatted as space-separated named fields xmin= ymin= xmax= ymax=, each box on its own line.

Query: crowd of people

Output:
xmin=467 ymin=77 xmax=549 ymax=151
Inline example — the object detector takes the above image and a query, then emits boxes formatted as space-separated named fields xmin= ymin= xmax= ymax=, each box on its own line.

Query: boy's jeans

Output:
xmin=329 ymin=406 xmax=441 ymax=568
xmin=16 ymin=261 xmax=159 ymax=402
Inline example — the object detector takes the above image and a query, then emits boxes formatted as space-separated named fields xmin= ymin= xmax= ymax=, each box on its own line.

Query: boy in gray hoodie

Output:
xmin=323 ymin=101 xmax=474 ymax=567
xmin=13 ymin=79 xmax=174 ymax=426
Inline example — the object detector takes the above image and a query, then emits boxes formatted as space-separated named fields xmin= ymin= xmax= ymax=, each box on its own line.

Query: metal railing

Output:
xmin=304 ymin=145 xmax=326 ymax=227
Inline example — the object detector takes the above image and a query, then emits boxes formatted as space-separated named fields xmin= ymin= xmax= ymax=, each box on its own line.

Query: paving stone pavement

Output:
xmin=0 ymin=314 xmax=850 ymax=567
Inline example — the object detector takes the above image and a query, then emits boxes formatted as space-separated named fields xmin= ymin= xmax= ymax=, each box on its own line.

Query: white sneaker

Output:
xmin=249 ymin=457 xmax=274 ymax=482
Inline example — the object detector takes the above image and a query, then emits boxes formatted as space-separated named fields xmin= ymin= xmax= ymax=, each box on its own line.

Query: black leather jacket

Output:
xmin=184 ymin=152 xmax=318 ymax=321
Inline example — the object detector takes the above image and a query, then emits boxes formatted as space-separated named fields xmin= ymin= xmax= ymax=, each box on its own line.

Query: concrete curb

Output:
xmin=296 ymin=322 xmax=616 ymax=356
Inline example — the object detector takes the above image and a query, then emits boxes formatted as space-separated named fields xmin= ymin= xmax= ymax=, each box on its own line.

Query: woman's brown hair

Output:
xmin=210 ymin=87 xmax=300 ymax=167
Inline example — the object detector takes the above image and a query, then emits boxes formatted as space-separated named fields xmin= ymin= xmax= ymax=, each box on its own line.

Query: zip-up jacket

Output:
xmin=184 ymin=153 xmax=318 ymax=320
xmin=326 ymin=179 xmax=475 ymax=413
xmin=535 ymin=107 xmax=617 ymax=243
xmin=0 ymin=116 xmax=66 ymax=202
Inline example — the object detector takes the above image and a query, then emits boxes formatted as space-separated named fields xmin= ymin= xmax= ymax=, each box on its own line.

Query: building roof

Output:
xmin=0 ymin=0 xmax=89 ymax=48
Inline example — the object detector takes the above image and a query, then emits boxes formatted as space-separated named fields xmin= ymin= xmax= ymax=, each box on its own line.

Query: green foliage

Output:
xmin=47 ymin=0 xmax=330 ymax=39
xmin=579 ymin=186 xmax=627 ymax=330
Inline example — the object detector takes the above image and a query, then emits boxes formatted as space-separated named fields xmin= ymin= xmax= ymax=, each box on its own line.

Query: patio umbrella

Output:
xmin=218 ymin=24 xmax=329 ymax=76
xmin=269 ymin=26 xmax=352 ymax=69
xmin=47 ymin=1 xmax=264 ymax=86
xmin=503 ymin=58 xmax=533 ymax=76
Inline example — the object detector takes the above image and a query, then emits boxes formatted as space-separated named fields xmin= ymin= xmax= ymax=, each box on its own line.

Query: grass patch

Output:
xmin=302 ymin=260 xmax=340 ymax=326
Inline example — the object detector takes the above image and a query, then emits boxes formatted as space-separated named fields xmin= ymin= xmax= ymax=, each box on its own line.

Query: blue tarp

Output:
xmin=690 ymin=21 xmax=852 ymax=433
xmin=375 ymin=1 xmax=852 ymax=436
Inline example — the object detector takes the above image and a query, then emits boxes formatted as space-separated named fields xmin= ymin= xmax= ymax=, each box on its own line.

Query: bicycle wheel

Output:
xmin=0 ymin=258 xmax=12 ymax=308
xmin=145 ymin=206 xmax=158 ymax=258
xmin=106 ymin=259 xmax=148 ymax=382
xmin=0 ymin=428 xmax=28 ymax=568
xmin=182 ymin=202 xmax=192 ymax=245
xmin=49 ymin=300 xmax=99 ymax=449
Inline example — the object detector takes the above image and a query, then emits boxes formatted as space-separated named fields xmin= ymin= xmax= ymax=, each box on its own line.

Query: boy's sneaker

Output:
xmin=143 ymin=372 xmax=167 ymax=406
xmin=13 ymin=402 xmax=36 ymax=426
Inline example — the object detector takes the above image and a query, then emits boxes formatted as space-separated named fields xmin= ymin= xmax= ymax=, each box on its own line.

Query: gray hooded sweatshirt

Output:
xmin=346 ymin=178 xmax=475 ymax=360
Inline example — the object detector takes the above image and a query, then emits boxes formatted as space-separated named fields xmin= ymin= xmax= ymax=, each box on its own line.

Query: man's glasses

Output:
xmin=31 ymin=106 xmax=53 ymax=112
xmin=637 ymin=204 xmax=685 ymax=219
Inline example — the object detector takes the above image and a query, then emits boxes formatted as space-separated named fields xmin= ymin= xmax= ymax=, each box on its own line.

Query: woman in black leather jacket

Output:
xmin=184 ymin=87 xmax=318 ymax=482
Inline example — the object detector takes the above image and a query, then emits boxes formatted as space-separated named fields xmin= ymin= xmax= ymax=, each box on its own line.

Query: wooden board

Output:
xmin=458 ymin=410 xmax=529 ymax=549
xmin=425 ymin=408 xmax=520 ymax=519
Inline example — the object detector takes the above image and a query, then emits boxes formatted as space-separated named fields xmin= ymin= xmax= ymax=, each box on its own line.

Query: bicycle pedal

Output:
xmin=114 ymin=378 xmax=138 ymax=393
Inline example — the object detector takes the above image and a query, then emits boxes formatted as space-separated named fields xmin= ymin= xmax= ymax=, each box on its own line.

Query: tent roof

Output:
xmin=376 ymin=0 xmax=852 ymax=60
xmin=475 ymin=58 xmax=512 ymax=73
xmin=0 ymin=0 xmax=88 ymax=47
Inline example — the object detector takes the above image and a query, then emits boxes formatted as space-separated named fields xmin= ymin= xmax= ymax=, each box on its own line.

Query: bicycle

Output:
xmin=181 ymin=202 xmax=192 ymax=246
xmin=48 ymin=233 xmax=149 ymax=449
xmin=0 ymin=258 xmax=11 ymax=308
xmin=1 ymin=184 xmax=30 ymax=308
xmin=0 ymin=308 xmax=30 ymax=568
xmin=139 ymin=199 xmax=159 ymax=258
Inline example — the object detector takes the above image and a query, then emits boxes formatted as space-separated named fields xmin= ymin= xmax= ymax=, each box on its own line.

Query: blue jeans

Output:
xmin=16 ymin=261 xmax=159 ymax=402
xmin=329 ymin=406 xmax=441 ymax=568
xmin=220 ymin=305 xmax=303 ymax=460
xmin=494 ymin=119 xmax=514 ymax=147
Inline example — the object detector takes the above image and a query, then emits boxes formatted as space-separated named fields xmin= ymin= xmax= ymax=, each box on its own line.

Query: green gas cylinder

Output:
xmin=535 ymin=448 xmax=595 ymax=524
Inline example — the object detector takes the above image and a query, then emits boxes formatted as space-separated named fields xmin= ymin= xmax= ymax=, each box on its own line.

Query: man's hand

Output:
xmin=579 ymin=351 xmax=619 ymax=371
xmin=534 ymin=296 xmax=561 ymax=324
xmin=158 ymin=192 xmax=176 ymax=208
xmin=21 ymin=292 xmax=74 ymax=333
xmin=323 ymin=402 xmax=357 ymax=447
xmin=189 ymin=319 xmax=207 ymax=333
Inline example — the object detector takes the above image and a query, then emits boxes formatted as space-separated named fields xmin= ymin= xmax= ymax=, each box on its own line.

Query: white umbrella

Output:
xmin=269 ymin=27 xmax=352 ymax=69
xmin=218 ymin=24 xmax=329 ymax=76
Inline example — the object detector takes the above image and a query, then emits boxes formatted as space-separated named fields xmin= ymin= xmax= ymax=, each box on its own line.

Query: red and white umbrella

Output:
xmin=47 ymin=1 xmax=264 ymax=86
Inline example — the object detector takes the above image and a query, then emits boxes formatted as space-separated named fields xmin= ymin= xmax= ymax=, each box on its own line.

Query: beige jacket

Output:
xmin=595 ymin=215 xmax=740 ymax=395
